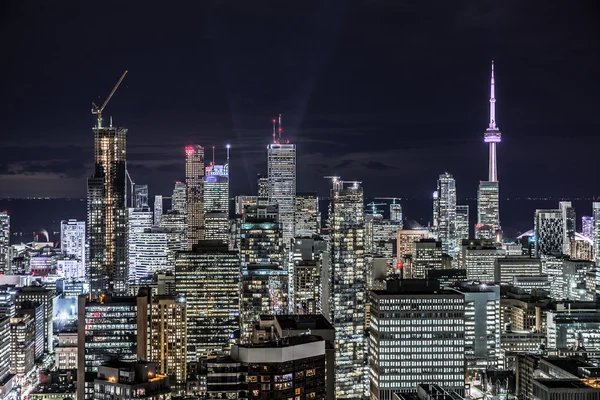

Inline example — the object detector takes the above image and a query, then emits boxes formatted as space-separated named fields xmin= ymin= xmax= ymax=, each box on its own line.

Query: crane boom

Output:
xmin=92 ymin=70 xmax=128 ymax=128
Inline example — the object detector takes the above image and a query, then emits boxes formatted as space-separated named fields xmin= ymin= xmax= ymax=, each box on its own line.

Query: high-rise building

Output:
xmin=55 ymin=332 xmax=77 ymax=370
xmin=172 ymin=181 xmax=187 ymax=214
xmin=76 ymin=289 xmax=150 ymax=400
xmin=131 ymin=227 xmax=177 ymax=280
xmin=17 ymin=300 xmax=44 ymax=361
xmin=204 ymin=159 xmax=230 ymax=244
xmin=369 ymin=279 xmax=466 ymax=398
xmin=456 ymin=205 xmax=469 ymax=242
xmin=134 ymin=184 xmax=149 ymax=209
xmin=326 ymin=178 xmax=365 ymax=399
xmin=494 ymin=256 xmax=542 ymax=284
xmin=476 ymin=181 xmax=500 ymax=240
xmin=128 ymin=206 xmax=154 ymax=282
xmin=0 ymin=317 xmax=11 ymax=389
xmin=159 ymin=210 xmax=187 ymax=249
xmin=235 ymin=195 xmax=258 ymax=215
xmin=291 ymin=237 xmax=327 ymax=314
xmin=559 ymin=201 xmax=576 ymax=256
xmin=175 ymin=241 xmax=240 ymax=359
xmin=397 ymin=229 xmax=430 ymax=259
xmin=186 ymin=145 xmax=205 ymax=250
xmin=390 ymin=201 xmax=402 ymax=223
xmin=411 ymin=239 xmax=444 ymax=279
xmin=460 ymin=239 xmax=506 ymax=282
xmin=451 ymin=282 xmax=500 ymax=370
xmin=149 ymin=295 xmax=187 ymax=391
xmin=60 ymin=219 xmax=85 ymax=279
xmin=257 ymin=174 xmax=269 ymax=198
xmin=593 ymin=203 xmax=600 ymax=266
xmin=16 ymin=285 xmax=54 ymax=353
xmin=10 ymin=314 xmax=35 ymax=377
xmin=435 ymin=173 xmax=457 ymax=262
xmin=153 ymin=194 xmax=163 ymax=225
xmin=87 ymin=124 xmax=128 ymax=297
xmin=295 ymin=192 xmax=319 ymax=237
xmin=535 ymin=209 xmax=563 ymax=257
xmin=0 ymin=211 xmax=8 ymax=274
xmin=582 ymin=216 xmax=594 ymax=240
xmin=267 ymin=114 xmax=296 ymax=247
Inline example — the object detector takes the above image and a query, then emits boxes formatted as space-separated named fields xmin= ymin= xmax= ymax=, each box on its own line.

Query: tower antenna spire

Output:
xmin=226 ymin=144 xmax=231 ymax=163
xmin=278 ymin=113 xmax=282 ymax=141
xmin=489 ymin=60 xmax=496 ymax=129
xmin=483 ymin=60 xmax=501 ymax=182
xmin=272 ymin=118 xmax=277 ymax=144
xmin=212 ymin=145 xmax=215 ymax=165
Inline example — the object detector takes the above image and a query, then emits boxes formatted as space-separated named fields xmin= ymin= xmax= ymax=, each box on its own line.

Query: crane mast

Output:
xmin=91 ymin=70 xmax=128 ymax=128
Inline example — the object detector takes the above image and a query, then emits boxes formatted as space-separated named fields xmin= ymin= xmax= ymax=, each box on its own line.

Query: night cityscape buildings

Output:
xmin=1 ymin=13 xmax=598 ymax=396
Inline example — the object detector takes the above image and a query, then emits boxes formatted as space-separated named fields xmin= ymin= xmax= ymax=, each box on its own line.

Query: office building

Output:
xmin=476 ymin=181 xmax=500 ymax=240
xmin=240 ymin=265 xmax=288 ymax=342
xmin=239 ymin=205 xmax=283 ymax=270
xmin=397 ymin=229 xmax=430 ymax=259
xmin=175 ymin=241 xmax=239 ymax=359
xmin=17 ymin=301 xmax=44 ymax=361
xmin=369 ymin=279 xmax=466 ymax=398
xmin=291 ymin=237 xmax=326 ymax=314
xmin=55 ymin=332 xmax=77 ymax=370
xmin=452 ymin=282 xmax=500 ymax=370
xmin=60 ymin=219 xmax=85 ymax=279
xmin=171 ymin=181 xmax=186 ymax=213
xmin=546 ymin=307 xmax=600 ymax=351
xmin=295 ymin=192 xmax=319 ymax=237
xmin=128 ymin=206 xmax=154 ymax=282
xmin=494 ymin=256 xmax=542 ymax=284
xmin=571 ymin=235 xmax=594 ymax=261
xmin=390 ymin=201 xmax=402 ymax=223
xmin=425 ymin=268 xmax=468 ymax=287
xmin=186 ymin=145 xmax=205 ymax=250
xmin=87 ymin=124 xmax=128 ymax=297
xmin=460 ymin=239 xmax=505 ymax=282
xmin=267 ymin=115 xmax=296 ymax=247
xmin=456 ymin=205 xmax=469 ymax=243
xmin=16 ymin=285 xmax=54 ymax=352
xmin=149 ymin=295 xmax=187 ymax=391
xmin=235 ymin=195 xmax=258 ymax=215
xmin=231 ymin=335 xmax=326 ymax=400
xmin=0 ymin=212 xmax=8 ymax=274
xmin=559 ymin=202 xmax=576 ymax=256
xmin=435 ymin=173 xmax=457 ymax=262
xmin=533 ymin=380 xmax=600 ymax=400
xmin=154 ymin=194 xmax=163 ymax=225
xmin=535 ymin=209 xmax=563 ymax=257
xmin=326 ymin=178 xmax=365 ymax=399
xmin=10 ymin=314 xmax=35 ymax=377
xmin=77 ymin=290 xmax=150 ymax=400
xmin=159 ymin=210 xmax=187 ymax=250
xmin=594 ymin=203 xmax=600 ymax=266
xmin=204 ymin=159 xmax=230 ymax=244
xmin=411 ymin=239 xmax=445 ymax=279
xmin=94 ymin=360 xmax=171 ymax=400
xmin=511 ymin=275 xmax=551 ymax=294
xmin=0 ymin=317 xmax=11 ymax=394
xmin=257 ymin=174 xmax=269 ymax=198
xmin=252 ymin=314 xmax=335 ymax=400
xmin=582 ymin=216 xmax=594 ymax=240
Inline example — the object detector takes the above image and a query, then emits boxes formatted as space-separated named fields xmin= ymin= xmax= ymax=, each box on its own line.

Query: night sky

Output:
xmin=2 ymin=1 xmax=600 ymax=200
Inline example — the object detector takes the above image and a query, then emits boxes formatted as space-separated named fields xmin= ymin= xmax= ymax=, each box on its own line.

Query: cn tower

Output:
xmin=484 ymin=61 xmax=501 ymax=182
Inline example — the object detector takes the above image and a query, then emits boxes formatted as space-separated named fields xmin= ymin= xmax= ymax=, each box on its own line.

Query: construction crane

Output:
xmin=366 ymin=202 xmax=386 ymax=215
xmin=375 ymin=197 xmax=402 ymax=203
xmin=91 ymin=70 xmax=128 ymax=128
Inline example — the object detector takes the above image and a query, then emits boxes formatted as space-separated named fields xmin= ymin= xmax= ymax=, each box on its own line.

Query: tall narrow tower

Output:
xmin=476 ymin=62 xmax=502 ymax=240
xmin=267 ymin=114 xmax=296 ymax=247
xmin=186 ymin=145 xmax=205 ymax=250
xmin=484 ymin=61 xmax=501 ymax=182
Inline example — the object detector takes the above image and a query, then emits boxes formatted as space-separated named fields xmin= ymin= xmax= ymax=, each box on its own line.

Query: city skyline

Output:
xmin=1 ymin=2 xmax=599 ymax=199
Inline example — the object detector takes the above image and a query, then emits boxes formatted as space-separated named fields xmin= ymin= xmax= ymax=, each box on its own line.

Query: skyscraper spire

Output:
xmin=484 ymin=60 xmax=501 ymax=182
xmin=489 ymin=60 xmax=496 ymax=129
xmin=278 ymin=113 xmax=283 ymax=141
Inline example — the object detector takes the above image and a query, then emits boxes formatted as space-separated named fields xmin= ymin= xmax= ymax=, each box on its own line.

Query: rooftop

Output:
xmin=261 ymin=314 xmax=334 ymax=331
xmin=237 ymin=334 xmax=323 ymax=349
xmin=534 ymin=379 xmax=596 ymax=389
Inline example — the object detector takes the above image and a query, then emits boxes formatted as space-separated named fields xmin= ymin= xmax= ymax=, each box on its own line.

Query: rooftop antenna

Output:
xmin=278 ymin=113 xmax=283 ymax=141
xmin=109 ymin=116 xmax=113 ymax=128
xmin=272 ymin=118 xmax=277 ymax=143
xmin=226 ymin=144 xmax=231 ymax=163
xmin=91 ymin=70 xmax=128 ymax=129
xmin=212 ymin=146 xmax=215 ymax=165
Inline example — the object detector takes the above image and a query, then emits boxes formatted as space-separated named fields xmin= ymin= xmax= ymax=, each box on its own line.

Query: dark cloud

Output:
xmin=361 ymin=161 xmax=395 ymax=171
xmin=334 ymin=160 xmax=354 ymax=169
xmin=0 ymin=160 xmax=86 ymax=178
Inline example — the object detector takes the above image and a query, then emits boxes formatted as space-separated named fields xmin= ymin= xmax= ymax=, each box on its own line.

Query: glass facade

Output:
xmin=186 ymin=145 xmax=205 ymax=250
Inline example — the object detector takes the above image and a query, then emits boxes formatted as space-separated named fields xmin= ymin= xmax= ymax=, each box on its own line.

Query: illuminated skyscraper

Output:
xmin=476 ymin=181 xmax=500 ymax=240
xmin=267 ymin=114 xmax=296 ymax=247
xmin=295 ymin=192 xmax=319 ymax=237
xmin=559 ymin=201 xmax=576 ymax=256
xmin=326 ymin=178 xmax=365 ymax=399
xmin=257 ymin=174 xmax=269 ymax=198
xmin=87 ymin=124 xmax=128 ymax=297
xmin=0 ymin=212 xmax=8 ymax=274
xmin=153 ymin=195 xmax=163 ymax=225
xmin=435 ymin=173 xmax=457 ymax=262
xmin=172 ymin=181 xmax=187 ymax=214
xmin=175 ymin=241 xmax=240 ymax=359
xmin=593 ymin=203 xmax=600 ymax=265
xmin=477 ymin=62 xmax=502 ymax=240
xmin=204 ymin=151 xmax=230 ymax=244
xmin=128 ymin=206 xmax=154 ymax=283
xmin=456 ymin=205 xmax=469 ymax=242
xmin=60 ymin=219 xmax=85 ymax=279
xmin=582 ymin=216 xmax=594 ymax=240
xmin=535 ymin=209 xmax=563 ymax=257
xmin=186 ymin=145 xmax=205 ymax=250
xmin=390 ymin=200 xmax=402 ymax=223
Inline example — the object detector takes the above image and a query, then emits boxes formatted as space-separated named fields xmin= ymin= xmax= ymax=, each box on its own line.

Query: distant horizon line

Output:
xmin=2 ymin=196 xmax=600 ymax=201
